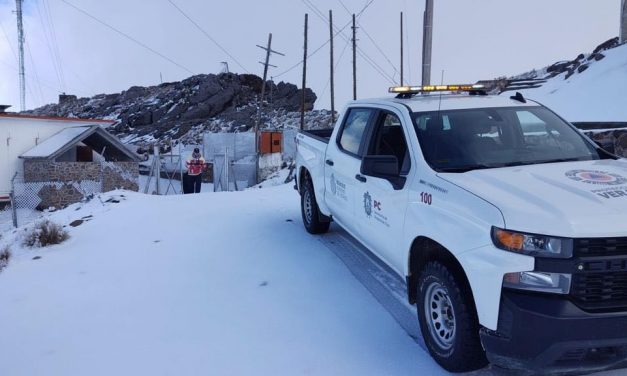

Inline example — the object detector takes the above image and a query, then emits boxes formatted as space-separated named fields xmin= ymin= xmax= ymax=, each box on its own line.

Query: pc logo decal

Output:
xmin=363 ymin=191 xmax=372 ymax=217
xmin=565 ymin=170 xmax=627 ymax=186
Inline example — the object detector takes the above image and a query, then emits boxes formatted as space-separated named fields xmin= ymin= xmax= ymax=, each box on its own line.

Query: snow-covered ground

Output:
xmin=516 ymin=43 xmax=627 ymax=122
xmin=0 ymin=185 xmax=434 ymax=375
xmin=0 ymin=185 xmax=624 ymax=375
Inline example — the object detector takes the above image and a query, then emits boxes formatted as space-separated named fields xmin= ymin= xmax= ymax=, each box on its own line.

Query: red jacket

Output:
xmin=186 ymin=157 xmax=206 ymax=176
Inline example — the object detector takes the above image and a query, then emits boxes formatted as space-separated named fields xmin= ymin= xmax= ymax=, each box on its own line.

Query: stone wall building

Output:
xmin=20 ymin=125 xmax=139 ymax=209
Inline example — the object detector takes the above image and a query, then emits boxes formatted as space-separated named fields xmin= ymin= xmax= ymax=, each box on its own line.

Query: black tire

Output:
xmin=416 ymin=261 xmax=488 ymax=373
xmin=300 ymin=176 xmax=330 ymax=234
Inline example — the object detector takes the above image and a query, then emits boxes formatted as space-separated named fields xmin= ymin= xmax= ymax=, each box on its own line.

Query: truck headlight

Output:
xmin=491 ymin=227 xmax=573 ymax=259
xmin=503 ymin=271 xmax=571 ymax=294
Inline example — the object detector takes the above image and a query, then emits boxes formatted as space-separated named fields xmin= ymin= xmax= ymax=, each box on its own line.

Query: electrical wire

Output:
xmin=319 ymin=36 xmax=350 ymax=101
xmin=25 ymin=41 xmax=46 ymax=105
xmin=60 ymin=0 xmax=194 ymax=75
xmin=166 ymin=0 xmax=249 ymax=73
xmin=42 ymin=0 xmax=66 ymax=91
xmin=0 ymin=20 xmax=18 ymax=63
xmin=35 ymin=1 xmax=64 ymax=91
xmin=338 ymin=0 xmax=399 ymax=77
xmin=302 ymin=0 xmax=395 ymax=84
xmin=274 ymin=0 xmax=375 ymax=79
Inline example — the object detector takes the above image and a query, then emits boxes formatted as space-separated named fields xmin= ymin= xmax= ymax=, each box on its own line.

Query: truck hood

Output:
xmin=439 ymin=159 xmax=627 ymax=238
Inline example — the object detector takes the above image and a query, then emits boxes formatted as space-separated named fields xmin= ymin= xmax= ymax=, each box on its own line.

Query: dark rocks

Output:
xmin=24 ymin=73 xmax=318 ymax=147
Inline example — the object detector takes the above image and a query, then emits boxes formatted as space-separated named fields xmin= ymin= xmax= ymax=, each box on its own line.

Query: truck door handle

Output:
xmin=355 ymin=174 xmax=367 ymax=183
xmin=325 ymin=159 xmax=334 ymax=166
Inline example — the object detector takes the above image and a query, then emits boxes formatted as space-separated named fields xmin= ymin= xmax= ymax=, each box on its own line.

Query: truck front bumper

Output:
xmin=481 ymin=290 xmax=627 ymax=374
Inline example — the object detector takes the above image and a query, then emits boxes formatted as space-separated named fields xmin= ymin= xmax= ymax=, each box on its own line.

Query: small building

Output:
xmin=0 ymin=110 xmax=116 ymax=202
xmin=18 ymin=125 xmax=139 ymax=209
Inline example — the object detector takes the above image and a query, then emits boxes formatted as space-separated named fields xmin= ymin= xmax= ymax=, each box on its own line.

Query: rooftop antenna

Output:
xmin=15 ymin=0 xmax=26 ymax=111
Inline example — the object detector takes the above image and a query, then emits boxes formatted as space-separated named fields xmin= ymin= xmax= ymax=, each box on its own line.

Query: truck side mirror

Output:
xmin=361 ymin=155 xmax=399 ymax=178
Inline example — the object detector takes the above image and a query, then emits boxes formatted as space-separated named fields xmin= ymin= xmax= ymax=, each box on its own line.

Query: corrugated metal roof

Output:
xmin=20 ymin=125 xmax=139 ymax=162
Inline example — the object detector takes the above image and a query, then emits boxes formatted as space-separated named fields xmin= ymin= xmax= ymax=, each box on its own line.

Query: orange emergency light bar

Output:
xmin=389 ymin=84 xmax=485 ymax=94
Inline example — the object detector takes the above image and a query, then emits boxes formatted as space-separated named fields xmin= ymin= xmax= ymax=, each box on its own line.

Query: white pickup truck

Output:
xmin=295 ymin=86 xmax=627 ymax=374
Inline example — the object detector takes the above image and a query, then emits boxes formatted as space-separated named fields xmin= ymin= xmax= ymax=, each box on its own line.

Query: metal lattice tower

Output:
xmin=15 ymin=0 xmax=26 ymax=111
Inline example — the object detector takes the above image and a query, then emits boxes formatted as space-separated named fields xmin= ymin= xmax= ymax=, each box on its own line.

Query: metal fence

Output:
xmin=4 ymin=174 xmax=104 ymax=228
xmin=204 ymin=133 xmax=257 ymax=191
xmin=203 ymin=130 xmax=298 ymax=191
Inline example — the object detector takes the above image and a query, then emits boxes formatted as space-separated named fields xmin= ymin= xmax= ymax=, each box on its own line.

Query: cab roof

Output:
xmin=352 ymin=93 xmax=540 ymax=114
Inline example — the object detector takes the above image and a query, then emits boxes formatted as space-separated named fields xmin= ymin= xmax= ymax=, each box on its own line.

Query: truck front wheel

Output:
xmin=301 ymin=178 xmax=330 ymax=234
xmin=417 ymin=261 xmax=487 ymax=372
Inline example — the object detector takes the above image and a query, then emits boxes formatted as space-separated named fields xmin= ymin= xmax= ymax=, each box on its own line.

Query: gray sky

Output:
xmin=0 ymin=0 xmax=621 ymax=111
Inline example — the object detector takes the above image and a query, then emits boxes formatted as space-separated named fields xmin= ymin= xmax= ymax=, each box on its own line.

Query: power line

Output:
xmin=302 ymin=0 xmax=395 ymax=84
xmin=42 ymin=0 xmax=67 ymax=91
xmin=319 ymin=36 xmax=350 ymax=102
xmin=35 ymin=0 xmax=64 ymax=91
xmin=338 ymin=0 xmax=399 ymax=77
xmin=274 ymin=0 xmax=375 ymax=78
xmin=25 ymin=41 xmax=46 ymax=105
xmin=60 ymin=0 xmax=194 ymax=75
xmin=166 ymin=0 xmax=249 ymax=73
xmin=0 ymin=20 xmax=18 ymax=63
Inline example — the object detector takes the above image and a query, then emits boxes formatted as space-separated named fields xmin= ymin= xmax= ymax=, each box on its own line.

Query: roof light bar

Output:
xmin=389 ymin=84 xmax=485 ymax=94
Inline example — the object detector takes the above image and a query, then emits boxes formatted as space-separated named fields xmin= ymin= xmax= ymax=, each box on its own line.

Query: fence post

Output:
xmin=154 ymin=145 xmax=161 ymax=195
xmin=9 ymin=191 xmax=17 ymax=228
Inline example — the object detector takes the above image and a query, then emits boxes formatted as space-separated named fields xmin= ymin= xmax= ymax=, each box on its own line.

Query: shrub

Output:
xmin=22 ymin=220 xmax=69 ymax=248
xmin=0 ymin=246 xmax=10 ymax=271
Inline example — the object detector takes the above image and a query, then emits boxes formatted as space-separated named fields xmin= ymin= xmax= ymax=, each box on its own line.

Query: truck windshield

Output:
xmin=413 ymin=106 xmax=605 ymax=172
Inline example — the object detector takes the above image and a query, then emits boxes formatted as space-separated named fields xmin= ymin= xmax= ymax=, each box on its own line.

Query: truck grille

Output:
xmin=574 ymin=237 xmax=627 ymax=257
xmin=571 ymin=238 xmax=627 ymax=311
xmin=571 ymin=272 xmax=627 ymax=311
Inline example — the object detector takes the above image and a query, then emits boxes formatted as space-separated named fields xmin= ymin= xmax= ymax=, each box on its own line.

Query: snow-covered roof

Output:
xmin=0 ymin=113 xmax=114 ymax=124
xmin=20 ymin=125 xmax=139 ymax=162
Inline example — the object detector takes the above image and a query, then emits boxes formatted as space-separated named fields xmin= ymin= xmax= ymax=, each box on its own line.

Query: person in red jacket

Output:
xmin=185 ymin=148 xmax=206 ymax=193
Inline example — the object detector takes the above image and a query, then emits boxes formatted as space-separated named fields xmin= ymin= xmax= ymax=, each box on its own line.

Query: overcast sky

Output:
xmin=0 ymin=0 xmax=621 ymax=111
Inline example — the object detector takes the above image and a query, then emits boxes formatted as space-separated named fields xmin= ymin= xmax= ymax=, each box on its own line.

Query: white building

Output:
xmin=0 ymin=108 xmax=115 ymax=201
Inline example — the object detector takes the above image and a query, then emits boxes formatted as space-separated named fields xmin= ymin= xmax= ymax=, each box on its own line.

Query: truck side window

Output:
xmin=368 ymin=112 xmax=411 ymax=175
xmin=338 ymin=108 xmax=373 ymax=156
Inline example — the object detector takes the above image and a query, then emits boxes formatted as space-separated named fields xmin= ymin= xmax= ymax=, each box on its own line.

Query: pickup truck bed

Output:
xmin=300 ymin=128 xmax=332 ymax=143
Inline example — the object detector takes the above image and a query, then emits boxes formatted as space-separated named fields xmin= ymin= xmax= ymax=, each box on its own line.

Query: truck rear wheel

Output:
xmin=417 ymin=261 xmax=487 ymax=372
xmin=300 ymin=178 xmax=331 ymax=234
xmin=301 ymin=177 xmax=330 ymax=234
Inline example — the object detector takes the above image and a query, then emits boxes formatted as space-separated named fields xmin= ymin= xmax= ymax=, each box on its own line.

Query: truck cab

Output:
xmin=295 ymin=85 xmax=627 ymax=374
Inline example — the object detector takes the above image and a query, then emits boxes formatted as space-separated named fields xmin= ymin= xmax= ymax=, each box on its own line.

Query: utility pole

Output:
xmin=422 ymin=0 xmax=434 ymax=86
xmin=400 ymin=12 xmax=404 ymax=86
xmin=621 ymin=0 xmax=627 ymax=44
xmin=15 ymin=0 xmax=25 ymax=111
xmin=254 ymin=33 xmax=284 ymax=183
xmin=352 ymin=14 xmax=357 ymax=100
xmin=300 ymin=14 xmax=308 ymax=130
xmin=329 ymin=10 xmax=335 ymax=123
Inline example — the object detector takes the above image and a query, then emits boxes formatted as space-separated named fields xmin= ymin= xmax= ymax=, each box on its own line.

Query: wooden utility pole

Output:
xmin=352 ymin=14 xmax=357 ymax=100
xmin=329 ymin=10 xmax=335 ymax=123
xmin=400 ymin=12 xmax=404 ymax=86
xmin=300 ymin=14 xmax=308 ymax=130
xmin=254 ymin=33 xmax=284 ymax=183
xmin=621 ymin=0 xmax=627 ymax=44
xmin=422 ymin=0 xmax=434 ymax=86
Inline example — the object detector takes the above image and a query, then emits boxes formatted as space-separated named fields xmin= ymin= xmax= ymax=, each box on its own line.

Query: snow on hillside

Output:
xmin=515 ymin=42 xmax=627 ymax=122
xmin=0 ymin=186 xmax=437 ymax=376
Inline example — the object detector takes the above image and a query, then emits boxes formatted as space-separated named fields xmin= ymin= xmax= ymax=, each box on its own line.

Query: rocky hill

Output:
xmin=26 ymin=73 xmax=333 ymax=146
